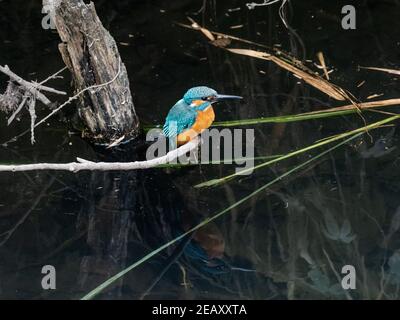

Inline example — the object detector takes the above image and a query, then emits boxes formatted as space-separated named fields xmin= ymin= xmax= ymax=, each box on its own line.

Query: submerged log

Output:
xmin=47 ymin=0 xmax=140 ymax=145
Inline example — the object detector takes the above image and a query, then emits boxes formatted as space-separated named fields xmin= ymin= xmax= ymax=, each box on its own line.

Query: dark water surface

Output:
xmin=1 ymin=0 xmax=400 ymax=299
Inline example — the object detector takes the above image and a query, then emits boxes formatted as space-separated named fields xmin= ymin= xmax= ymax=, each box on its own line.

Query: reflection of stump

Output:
xmin=50 ymin=0 xmax=140 ymax=145
xmin=73 ymin=145 xmax=184 ymax=298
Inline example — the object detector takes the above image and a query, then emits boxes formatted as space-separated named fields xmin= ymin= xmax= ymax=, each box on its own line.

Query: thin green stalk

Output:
xmin=213 ymin=109 xmax=358 ymax=127
xmin=142 ymin=110 xmax=348 ymax=132
xmin=81 ymin=131 xmax=364 ymax=300
xmin=156 ymin=155 xmax=283 ymax=168
xmin=195 ymin=115 xmax=400 ymax=188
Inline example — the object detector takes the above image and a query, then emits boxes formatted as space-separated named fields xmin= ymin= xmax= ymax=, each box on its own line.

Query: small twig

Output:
xmin=37 ymin=66 xmax=67 ymax=86
xmin=7 ymin=95 xmax=28 ymax=126
xmin=31 ymin=81 xmax=66 ymax=95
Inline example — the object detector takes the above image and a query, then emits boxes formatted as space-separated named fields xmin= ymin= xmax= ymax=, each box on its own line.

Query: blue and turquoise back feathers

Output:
xmin=163 ymin=99 xmax=197 ymax=139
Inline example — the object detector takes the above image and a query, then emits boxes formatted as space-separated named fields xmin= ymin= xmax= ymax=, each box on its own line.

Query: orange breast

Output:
xmin=177 ymin=106 xmax=215 ymax=145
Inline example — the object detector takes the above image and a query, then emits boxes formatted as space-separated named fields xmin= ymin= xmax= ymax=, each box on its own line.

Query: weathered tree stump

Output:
xmin=48 ymin=0 xmax=140 ymax=145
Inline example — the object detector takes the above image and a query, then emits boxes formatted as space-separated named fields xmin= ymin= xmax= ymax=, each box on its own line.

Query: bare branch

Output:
xmin=2 ymin=66 xmax=67 ymax=127
xmin=0 ymin=65 xmax=66 ymax=106
xmin=1 ymin=62 xmax=121 ymax=147
xmin=0 ymin=137 xmax=200 ymax=173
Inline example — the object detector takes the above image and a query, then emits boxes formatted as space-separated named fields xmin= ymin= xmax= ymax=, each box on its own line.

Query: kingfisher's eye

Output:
xmin=202 ymin=95 xmax=216 ymax=101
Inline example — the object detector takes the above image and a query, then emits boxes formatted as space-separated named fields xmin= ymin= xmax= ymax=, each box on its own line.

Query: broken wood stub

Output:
xmin=53 ymin=0 xmax=140 ymax=145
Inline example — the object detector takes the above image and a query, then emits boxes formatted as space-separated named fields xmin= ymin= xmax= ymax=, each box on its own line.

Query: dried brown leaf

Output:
xmin=360 ymin=66 xmax=400 ymax=76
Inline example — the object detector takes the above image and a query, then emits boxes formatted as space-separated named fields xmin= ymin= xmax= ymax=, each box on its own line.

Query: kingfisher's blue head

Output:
xmin=183 ymin=86 xmax=242 ymax=110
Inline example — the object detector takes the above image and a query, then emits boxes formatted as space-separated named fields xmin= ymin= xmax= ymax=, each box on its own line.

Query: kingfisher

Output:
xmin=163 ymin=86 xmax=242 ymax=148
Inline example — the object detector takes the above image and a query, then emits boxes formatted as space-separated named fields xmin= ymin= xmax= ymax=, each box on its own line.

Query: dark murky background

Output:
xmin=1 ymin=0 xmax=400 ymax=299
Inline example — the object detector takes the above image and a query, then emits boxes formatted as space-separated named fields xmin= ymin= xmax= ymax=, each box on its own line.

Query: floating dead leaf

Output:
xmin=186 ymin=17 xmax=215 ymax=41
xmin=360 ymin=66 xmax=400 ymax=76
xmin=357 ymin=80 xmax=366 ymax=88
xmin=367 ymin=93 xmax=384 ymax=100
xmin=227 ymin=48 xmax=272 ymax=59
xmin=226 ymin=48 xmax=346 ymax=101
xmin=230 ymin=24 xmax=244 ymax=29
xmin=304 ymin=98 xmax=400 ymax=115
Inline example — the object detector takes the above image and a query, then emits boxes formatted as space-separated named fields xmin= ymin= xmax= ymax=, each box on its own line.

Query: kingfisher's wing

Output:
xmin=163 ymin=100 xmax=197 ymax=139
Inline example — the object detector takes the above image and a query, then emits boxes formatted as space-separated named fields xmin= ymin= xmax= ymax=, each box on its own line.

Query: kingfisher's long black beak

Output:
xmin=215 ymin=94 xmax=243 ymax=101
